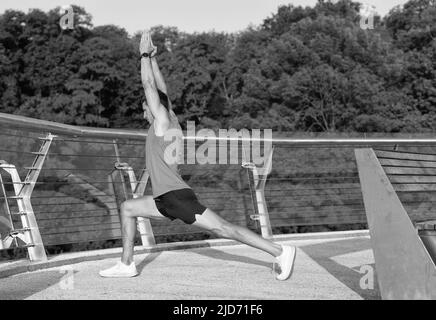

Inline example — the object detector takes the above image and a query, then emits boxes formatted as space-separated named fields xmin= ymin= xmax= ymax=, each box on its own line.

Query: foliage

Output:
xmin=0 ymin=0 xmax=435 ymax=132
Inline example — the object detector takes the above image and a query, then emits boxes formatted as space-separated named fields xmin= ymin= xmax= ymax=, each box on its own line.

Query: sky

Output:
xmin=1 ymin=0 xmax=411 ymax=35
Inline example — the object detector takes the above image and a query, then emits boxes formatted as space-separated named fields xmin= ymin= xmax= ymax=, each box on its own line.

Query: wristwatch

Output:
xmin=140 ymin=52 xmax=152 ymax=60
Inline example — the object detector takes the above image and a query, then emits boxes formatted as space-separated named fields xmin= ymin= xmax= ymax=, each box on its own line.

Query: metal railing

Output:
xmin=1 ymin=112 xmax=436 ymax=262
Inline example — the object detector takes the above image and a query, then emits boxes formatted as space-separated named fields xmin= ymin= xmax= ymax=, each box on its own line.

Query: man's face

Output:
xmin=143 ymin=103 xmax=154 ymax=124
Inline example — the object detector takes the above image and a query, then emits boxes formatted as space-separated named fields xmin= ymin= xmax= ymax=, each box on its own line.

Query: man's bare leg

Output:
xmin=120 ymin=202 xmax=137 ymax=265
xmin=120 ymin=196 xmax=167 ymax=264
xmin=194 ymin=209 xmax=296 ymax=280
xmin=99 ymin=196 xmax=166 ymax=277
xmin=193 ymin=209 xmax=282 ymax=257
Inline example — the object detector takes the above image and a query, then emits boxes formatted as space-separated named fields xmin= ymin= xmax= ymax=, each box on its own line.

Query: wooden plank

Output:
xmin=270 ymin=216 xmax=367 ymax=227
xmin=265 ymin=193 xmax=363 ymax=202
xmin=269 ymin=202 xmax=364 ymax=210
xmin=270 ymin=212 xmax=366 ymax=222
xmin=398 ymin=191 xmax=436 ymax=202
xmin=41 ymin=222 xmax=120 ymax=235
xmin=264 ymin=182 xmax=361 ymax=190
xmin=389 ymin=176 xmax=436 ymax=184
xmin=264 ymin=189 xmax=362 ymax=197
xmin=150 ymin=222 xmax=205 ymax=236
xmin=270 ymin=220 xmax=367 ymax=227
xmin=66 ymin=173 xmax=119 ymax=215
xmin=355 ymin=148 xmax=436 ymax=299
xmin=270 ymin=208 xmax=365 ymax=219
xmin=376 ymin=150 xmax=436 ymax=162
xmin=406 ymin=210 xmax=436 ymax=223
xmin=379 ymin=158 xmax=436 ymax=168
xmin=393 ymin=184 xmax=436 ymax=192
xmin=384 ymin=167 xmax=436 ymax=175
xmin=230 ymin=199 xmax=364 ymax=209
xmin=36 ymin=211 xmax=118 ymax=220
xmin=42 ymin=229 xmax=122 ymax=245
xmin=39 ymin=216 xmax=121 ymax=229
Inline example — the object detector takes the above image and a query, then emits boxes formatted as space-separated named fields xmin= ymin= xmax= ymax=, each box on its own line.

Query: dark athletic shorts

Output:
xmin=155 ymin=188 xmax=207 ymax=225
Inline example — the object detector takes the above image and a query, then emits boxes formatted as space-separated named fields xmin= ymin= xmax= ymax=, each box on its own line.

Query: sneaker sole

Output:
xmin=99 ymin=272 xmax=139 ymax=278
xmin=276 ymin=247 xmax=297 ymax=281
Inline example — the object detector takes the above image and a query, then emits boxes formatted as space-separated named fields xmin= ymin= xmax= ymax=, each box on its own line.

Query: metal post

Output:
xmin=114 ymin=162 xmax=156 ymax=247
xmin=132 ymin=170 xmax=155 ymax=248
xmin=107 ymin=172 xmax=121 ymax=213
xmin=113 ymin=140 xmax=128 ymax=199
xmin=0 ymin=173 xmax=18 ymax=247
xmin=242 ymin=147 xmax=274 ymax=239
xmin=0 ymin=133 xmax=55 ymax=261
xmin=239 ymin=169 xmax=256 ymax=230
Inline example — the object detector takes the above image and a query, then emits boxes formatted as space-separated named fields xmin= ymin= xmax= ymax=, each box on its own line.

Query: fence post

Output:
xmin=0 ymin=133 xmax=55 ymax=262
xmin=0 ymin=173 xmax=18 ymax=248
xmin=114 ymin=162 xmax=156 ymax=247
xmin=242 ymin=147 xmax=274 ymax=239
xmin=113 ymin=140 xmax=128 ymax=199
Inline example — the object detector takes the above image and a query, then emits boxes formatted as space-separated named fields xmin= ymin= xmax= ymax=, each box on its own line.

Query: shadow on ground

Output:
xmin=191 ymin=248 xmax=272 ymax=269
xmin=0 ymin=270 xmax=75 ymax=300
xmin=299 ymin=238 xmax=381 ymax=300
xmin=137 ymin=252 xmax=163 ymax=274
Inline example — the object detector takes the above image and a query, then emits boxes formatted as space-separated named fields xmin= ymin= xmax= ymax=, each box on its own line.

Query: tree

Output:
xmin=157 ymin=32 xmax=231 ymax=127
xmin=0 ymin=1 xmax=435 ymax=133
xmin=385 ymin=0 xmax=436 ymax=50
xmin=384 ymin=0 xmax=436 ymax=131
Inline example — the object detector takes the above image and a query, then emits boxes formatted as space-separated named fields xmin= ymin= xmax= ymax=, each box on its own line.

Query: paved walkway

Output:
xmin=0 ymin=234 xmax=380 ymax=300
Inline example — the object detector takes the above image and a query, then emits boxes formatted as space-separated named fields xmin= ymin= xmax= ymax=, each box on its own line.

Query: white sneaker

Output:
xmin=99 ymin=261 xmax=139 ymax=278
xmin=275 ymin=245 xmax=297 ymax=281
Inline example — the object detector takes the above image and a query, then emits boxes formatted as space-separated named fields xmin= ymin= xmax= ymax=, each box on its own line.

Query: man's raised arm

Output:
xmin=140 ymin=31 xmax=169 ymax=124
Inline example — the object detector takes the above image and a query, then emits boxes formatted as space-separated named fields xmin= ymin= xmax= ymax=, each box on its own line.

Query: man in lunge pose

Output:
xmin=99 ymin=31 xmax=296 ymax=280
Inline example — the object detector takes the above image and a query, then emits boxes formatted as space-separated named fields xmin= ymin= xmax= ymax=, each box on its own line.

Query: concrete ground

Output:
xmin=0 ymin=233 xmax=380 ymax=300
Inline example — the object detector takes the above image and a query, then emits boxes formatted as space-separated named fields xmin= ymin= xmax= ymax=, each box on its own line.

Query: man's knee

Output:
xmin=120 ymin=200 xmax=135 ymax=217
